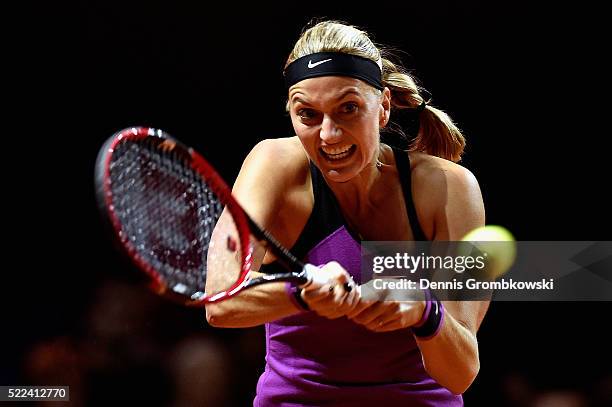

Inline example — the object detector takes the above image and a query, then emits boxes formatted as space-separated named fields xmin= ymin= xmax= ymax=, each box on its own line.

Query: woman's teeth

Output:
xmin=321 ymin=145 xmax=355 ymax=160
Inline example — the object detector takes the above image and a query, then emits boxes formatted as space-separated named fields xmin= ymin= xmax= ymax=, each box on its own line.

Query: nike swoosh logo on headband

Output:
xmin=308 ymin=58 xmax=332 ymax=68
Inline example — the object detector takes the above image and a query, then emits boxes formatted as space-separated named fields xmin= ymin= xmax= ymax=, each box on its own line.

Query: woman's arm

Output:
xmin=205 ymin=138 xmax=356 ymax=327
xmin=205 ymin=139 xmax=306 ymax=327
xmin=205 ymin=210 xmax=303 ymax=327
xmin=415 ymin=163 xmax=488 ymax=394
xmin=347 ymin=162 xmax=487 ymax=393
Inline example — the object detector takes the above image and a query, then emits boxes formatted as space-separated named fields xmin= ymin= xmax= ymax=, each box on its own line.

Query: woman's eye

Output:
xmin=297 ymin=109 xmax=316 ymax=120
xmin=341 ymin=102 xmax=358 ymax=114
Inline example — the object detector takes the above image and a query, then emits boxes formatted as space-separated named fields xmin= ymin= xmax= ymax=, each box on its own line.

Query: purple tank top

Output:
xmin=254 ymin=225 xmax=463 ymax=406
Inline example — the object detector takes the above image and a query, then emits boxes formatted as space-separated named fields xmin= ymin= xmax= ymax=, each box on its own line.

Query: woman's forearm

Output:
xmin=205 ymin=273 xmax=302 ymax=327
xmin=204 ymin=208 xmax=303 ymax=327
xmin=415 ymin=309 xmax=480 ymax=395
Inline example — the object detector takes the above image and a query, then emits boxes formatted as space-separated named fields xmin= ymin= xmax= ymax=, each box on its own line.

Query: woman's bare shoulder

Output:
xmin=409 ymin=152 xmax=480 ymax=190
xmin=409 ymin=152 xmax=485 ymax=239
xmin=232 ymin=136 xmax=310 ymax=229
xmin=237 ymin=137 xmax=309 ymax=186
xmin=234 ymin=137 xmax=312 ymax=252
xmin=252 ymin=136 xmax=305 ymax=154
xmin=245 ymin=137 xmax=308 ymax=177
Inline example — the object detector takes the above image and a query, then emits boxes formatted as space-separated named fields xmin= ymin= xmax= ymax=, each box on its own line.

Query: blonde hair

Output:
xmin=286 ymin=20 xmax=466 ymax=162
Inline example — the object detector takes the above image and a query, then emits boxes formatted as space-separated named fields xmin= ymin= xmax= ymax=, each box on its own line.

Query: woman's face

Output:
xmin=288 ymin=76 xmax=389 ymax=183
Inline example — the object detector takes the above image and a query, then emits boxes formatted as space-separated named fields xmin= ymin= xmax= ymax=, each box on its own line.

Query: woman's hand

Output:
xmin=301 ymin=261 xmax=360 ymax=319
xmin=346 ymin=299 xmax=426 ymax=332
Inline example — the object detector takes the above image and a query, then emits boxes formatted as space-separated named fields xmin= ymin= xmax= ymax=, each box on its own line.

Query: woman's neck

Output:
xmin=324 ymin=144 xmax=396 ymax=219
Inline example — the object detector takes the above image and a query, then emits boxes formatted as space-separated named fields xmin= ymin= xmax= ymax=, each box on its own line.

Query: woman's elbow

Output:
xmin=205 ymin=303 xmax=230 ymax=327
xmin=444 ymin=360 xmax=480 ymax=395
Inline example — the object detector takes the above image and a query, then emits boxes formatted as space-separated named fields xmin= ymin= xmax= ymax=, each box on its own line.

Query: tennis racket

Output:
xmin=95 ymin=127 xmax=350 ymax=306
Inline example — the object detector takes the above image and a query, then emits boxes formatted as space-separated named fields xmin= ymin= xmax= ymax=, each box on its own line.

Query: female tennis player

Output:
xmin=205 ymin=20 xmax=488 ymax=406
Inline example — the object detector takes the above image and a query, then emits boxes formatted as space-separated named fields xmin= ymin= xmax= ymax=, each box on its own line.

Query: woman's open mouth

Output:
xmin=320 ymin=144 xmax=357 ymax=162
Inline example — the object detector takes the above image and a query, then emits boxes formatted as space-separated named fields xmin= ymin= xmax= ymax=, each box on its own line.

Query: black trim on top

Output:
xmin=392 ymin=147 xmax=428 ymax=241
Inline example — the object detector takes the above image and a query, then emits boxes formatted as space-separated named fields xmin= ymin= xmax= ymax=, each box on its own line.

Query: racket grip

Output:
xmin=302 ymin=264 xmax=353 ymax=292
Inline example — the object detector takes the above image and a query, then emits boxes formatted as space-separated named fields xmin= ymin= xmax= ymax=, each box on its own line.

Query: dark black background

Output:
xmin=7 ymin=1 xmax=611 ymax=406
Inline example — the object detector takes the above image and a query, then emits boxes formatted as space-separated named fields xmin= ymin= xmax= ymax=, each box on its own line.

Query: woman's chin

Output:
xmin=321 ymin=161 xmax=364 ymax=183
xmin=324 ymin=169 xmax=351 ymax=183
xmin=315 ymin=145 xmax=376 ymax=183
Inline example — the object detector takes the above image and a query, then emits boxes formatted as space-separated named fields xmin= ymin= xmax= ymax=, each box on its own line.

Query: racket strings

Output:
xmin=109 ymin=140 xmax=225 ymax=296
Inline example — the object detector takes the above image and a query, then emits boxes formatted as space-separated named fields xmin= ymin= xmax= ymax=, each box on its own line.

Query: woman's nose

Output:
xmin=319 ymin=115 xmax=342 ymax=143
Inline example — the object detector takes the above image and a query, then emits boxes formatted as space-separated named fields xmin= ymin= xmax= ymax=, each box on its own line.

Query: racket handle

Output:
xmin=302 ymin=264 xmax=353 ymax=292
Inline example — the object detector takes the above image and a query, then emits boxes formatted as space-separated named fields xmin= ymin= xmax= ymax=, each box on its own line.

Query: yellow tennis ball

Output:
xmin=462 ymin=225 xmax=515 ymax=242
xmin=461 ymin=225 xmax=517 ymax=280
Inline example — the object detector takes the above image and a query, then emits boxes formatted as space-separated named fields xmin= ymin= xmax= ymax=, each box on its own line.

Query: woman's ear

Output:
xmin=380 ymin=87 xmax=391 ymax=127
xmin=380 ymin=110 xmax=388 ymax=127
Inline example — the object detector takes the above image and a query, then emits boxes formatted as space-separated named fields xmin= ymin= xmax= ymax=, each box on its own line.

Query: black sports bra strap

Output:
xmin=391 ymin=147 xmax=428 ymax=241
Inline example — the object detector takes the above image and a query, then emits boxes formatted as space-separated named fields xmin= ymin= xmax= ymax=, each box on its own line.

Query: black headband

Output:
xmin=284 ymin=52 xmax=383 ymax=90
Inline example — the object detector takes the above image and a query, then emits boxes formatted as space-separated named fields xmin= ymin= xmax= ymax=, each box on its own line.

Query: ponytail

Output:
xmin=382 ymin=57 xmax=465 ymax=162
